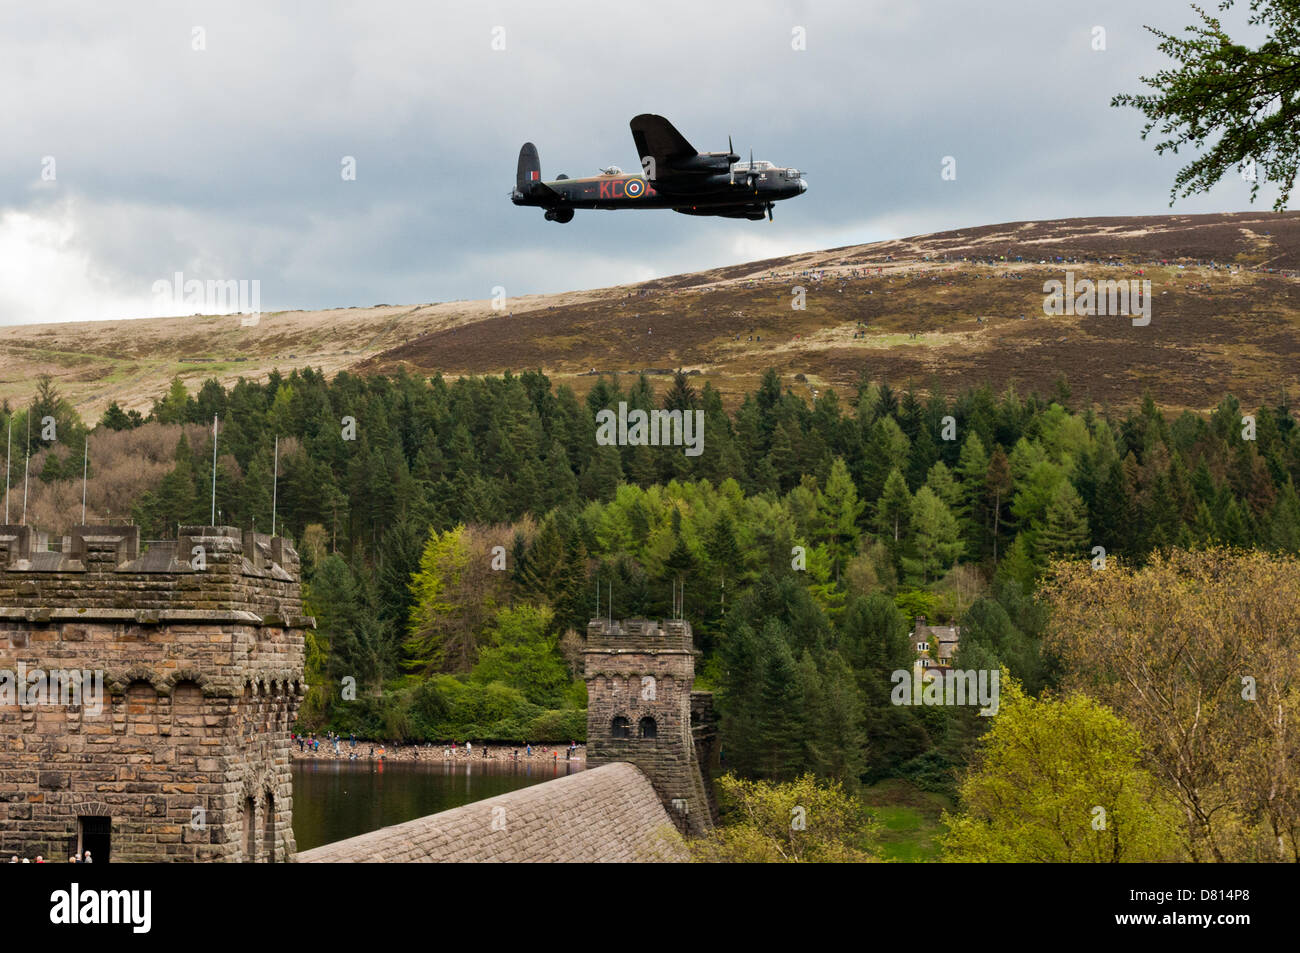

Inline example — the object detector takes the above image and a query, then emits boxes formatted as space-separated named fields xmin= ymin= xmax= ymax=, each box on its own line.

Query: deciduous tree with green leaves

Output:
xmin=689 ymin=773 xmax=880 ymax=863
xmin=941 ymin=675 xmax=1184 ymax=862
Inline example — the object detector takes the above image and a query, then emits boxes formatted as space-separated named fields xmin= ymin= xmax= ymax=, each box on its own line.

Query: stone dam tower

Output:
xmin=584 ymin=618 xmax=717 ymax=836
xmin=0 ymin=524 xmax=310 ymax=862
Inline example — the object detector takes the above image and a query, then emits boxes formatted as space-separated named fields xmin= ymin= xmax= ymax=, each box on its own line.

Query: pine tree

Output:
xmin=996 ymin=532 xmax=1038 ymax=591
xmin=663 ymin=370 xmax=698 ymax=412
xmin=99 ymin=402 xmax=133 ymax=431
xmin=1142 ymin=473 xmax=1181 ymax=553
xmin=403 ymin=525 xmax=481 ymax=675
xmin=238 ymin=449 xmax=274 ymax=531
xmin=540 ymin=438 xmax=578 ymax=511
xmin=755 ymin=621 xmax=805 ymax=780
xmin=663 ymin=511 xmax=696 ymax=594
xmin=1268 ymin=479 xmax=1300 ymax=554
xmin=955 ymin=432 xmax=990 ymax=550
xmin=768 ymin=423 xmax=800 ymax=492
xmin=135 ymin=434 xmax=198 ymax=536
xmin=377 ymin=519 xmax=427 ymax=635
xmin=553 ymin=525 xmax=591 ymax=633
xmin=863 ymin=417 xmax=911 ymax=499
xmin=814 ymin=457 xmax=864 ymax=581
xmin=902 ymin=486 xmax=963 ymax=584
xmin=837 ymin=593 xmax=925 ymax=778
xmin=1219 ymin=497 xmax=1252 ymax=546
xmin=1037 ymin=480 xmax=1091 ymax=559
xmin=1092 ymin=457 xmax=1131 ymax=554
xmin=907 ymin=424 xmax=940 ymax=488
xmin=518 ymin=515 xmax=566 ymax=602
xmin=153 ymin=377 xmax=193 ymax=426
xmin=581 ymin=445 xmax=624 ymax=500
xmin=925 ymin=460 xmax=963 ymax=513
xmin=755 ymin=369 xmax=783 ymax=442
xmin=875 ymin=468 xmax=913 ymax=545
xmin=1190 ymin=499 xmax=1219 ymax=546
xmin=719 ymin=622 xmax=765 ymax=775
xmin=705 ymin=510 xmax=743 ymax=618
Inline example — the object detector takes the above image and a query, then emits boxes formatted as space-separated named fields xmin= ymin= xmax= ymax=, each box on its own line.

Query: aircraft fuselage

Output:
xmin=513 ymin=169 xmax=805 ymax=212
xmin=512 ymin=114 xmax=807 ymax=222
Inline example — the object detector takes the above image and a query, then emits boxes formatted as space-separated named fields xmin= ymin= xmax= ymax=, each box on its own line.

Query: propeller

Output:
xmin=727 ymin=137 xmax=758 ymax=190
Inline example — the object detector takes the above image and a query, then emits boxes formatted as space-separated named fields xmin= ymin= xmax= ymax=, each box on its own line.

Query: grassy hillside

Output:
xmin=4 ymin=210 xmax=1300 ymax=418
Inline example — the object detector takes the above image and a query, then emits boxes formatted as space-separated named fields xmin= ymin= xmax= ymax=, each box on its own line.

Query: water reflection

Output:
xmin=292 ymin=757 xmax=586 ymax=852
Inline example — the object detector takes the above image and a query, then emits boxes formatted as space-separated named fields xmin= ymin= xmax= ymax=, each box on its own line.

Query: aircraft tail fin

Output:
xmin=517 ymin=142 xmax=542 ymax=193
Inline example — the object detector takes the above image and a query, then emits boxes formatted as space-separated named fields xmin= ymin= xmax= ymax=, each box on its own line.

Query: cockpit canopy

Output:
xmin=731 ymin=159 xmax=775 ymax=172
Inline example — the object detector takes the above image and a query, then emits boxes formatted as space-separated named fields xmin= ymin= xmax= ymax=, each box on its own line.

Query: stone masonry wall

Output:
xmin=0 ymin=524 xmax=310 ymax=862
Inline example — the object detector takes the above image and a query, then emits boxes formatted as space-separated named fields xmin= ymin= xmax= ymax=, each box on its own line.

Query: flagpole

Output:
xmin=271 ymin=435 xmax=279 ymax=536
xmin=210 ymin=414 xmax=218 ymax=525
xmin=4 ymin=417 xmax=10 ymax=524
xmin=81 ymin=434 xmax=88 ymax=523
xmin=21 ymin=409 xmax=30 ymax=525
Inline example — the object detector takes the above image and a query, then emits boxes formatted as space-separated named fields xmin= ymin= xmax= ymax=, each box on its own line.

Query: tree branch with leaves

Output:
xmin=1113 ymin=0 xmax=1300 ymax=209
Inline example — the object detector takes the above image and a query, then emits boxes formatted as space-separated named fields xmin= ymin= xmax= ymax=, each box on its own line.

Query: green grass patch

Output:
xmin=861 ymin=778 xmax=952 ymax=863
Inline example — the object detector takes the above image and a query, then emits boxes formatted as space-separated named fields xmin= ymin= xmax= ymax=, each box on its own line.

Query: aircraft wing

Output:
xmin=630 ymin=114 xmax=700 ymax=183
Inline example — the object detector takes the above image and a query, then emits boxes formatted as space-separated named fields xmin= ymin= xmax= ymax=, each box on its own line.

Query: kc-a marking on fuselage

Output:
xmin=510 ymin=114 xmax=807 ymax=223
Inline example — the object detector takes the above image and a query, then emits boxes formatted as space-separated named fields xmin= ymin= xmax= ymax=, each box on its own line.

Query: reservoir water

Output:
xmin=291 ymin=757 xmax=586 ymax=851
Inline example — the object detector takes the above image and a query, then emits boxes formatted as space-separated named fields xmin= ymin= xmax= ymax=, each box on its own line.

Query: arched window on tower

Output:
xmin=610 ymin=716 xmax=631 ymax=739
xmin=639 ymin=716 xmax=657 ymax=739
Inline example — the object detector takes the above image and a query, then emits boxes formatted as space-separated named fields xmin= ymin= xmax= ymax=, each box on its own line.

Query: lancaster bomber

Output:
xmin=511 ymin=114 xmax=807 ymax=223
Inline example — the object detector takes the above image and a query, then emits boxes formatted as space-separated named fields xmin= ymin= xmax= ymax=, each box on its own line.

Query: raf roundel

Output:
xmin=625 ymin=177 xmax=645 ymax=198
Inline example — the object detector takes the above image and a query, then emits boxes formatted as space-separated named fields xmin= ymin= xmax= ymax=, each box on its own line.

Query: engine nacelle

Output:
xmin=670 ymin=152 xmax=734 ymax=174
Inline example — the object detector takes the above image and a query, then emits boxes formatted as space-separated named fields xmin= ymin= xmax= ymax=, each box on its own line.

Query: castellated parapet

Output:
xmin=584 ymin=618 xmax=715 ymax=836
xmin=0 ymin=524 xmax=311 ymax=862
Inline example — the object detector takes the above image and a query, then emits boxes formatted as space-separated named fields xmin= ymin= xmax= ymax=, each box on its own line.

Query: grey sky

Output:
xmin=0 ymin=0 xmax=1283 ymax=324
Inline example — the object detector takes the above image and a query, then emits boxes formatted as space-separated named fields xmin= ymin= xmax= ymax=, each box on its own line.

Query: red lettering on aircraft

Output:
xmin=598 ymin=180 xmax=612 ymax=199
